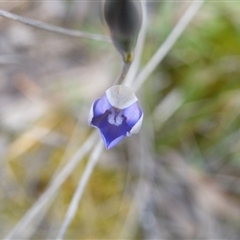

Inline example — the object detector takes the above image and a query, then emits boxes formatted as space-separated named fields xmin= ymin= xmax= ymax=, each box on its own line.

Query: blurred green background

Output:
xmin=1 ymin=1 xmax=240 ymax=239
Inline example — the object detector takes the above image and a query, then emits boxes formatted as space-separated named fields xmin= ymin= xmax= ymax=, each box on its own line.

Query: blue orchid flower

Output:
xmin=89 ymin=85 xmax=143 ymax=149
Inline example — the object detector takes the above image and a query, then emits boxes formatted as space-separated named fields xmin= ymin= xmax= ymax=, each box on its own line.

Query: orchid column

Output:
xmin=89 ymin=0 xmax=144 ymax=149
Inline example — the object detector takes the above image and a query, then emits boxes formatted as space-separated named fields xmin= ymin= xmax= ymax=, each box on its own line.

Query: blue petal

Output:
xmin=91 ymin=112 xmax=131 ymax=149
xmin=93 ymin=95 xmax=112 ymax=117
xmin=123 ymin=102 xmax=143 ymax=128
xmin=106 ymin=135 xmax=125 ymax=150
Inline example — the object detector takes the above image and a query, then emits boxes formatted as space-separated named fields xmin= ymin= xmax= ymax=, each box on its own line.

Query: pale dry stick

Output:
xmin=0 ymin=9 xmax=111 ymax=42
xmin=16 ymin=201 xmax=54 ymax=240
xmin=4 ymin=132 xmax=98 ymax=240
xmin=133 ymin=0 xmax=204 ymax=92
xmin=57 ymin=141 xmax=104 ymax=240
xmin=123 ymin=0 xmax=148 ymax=87
xmin=153 ymin=89 xmax=183 ymax=130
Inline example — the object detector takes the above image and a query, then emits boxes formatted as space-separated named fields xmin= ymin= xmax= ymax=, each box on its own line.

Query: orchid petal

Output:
xmin=89 ymin=95 xmax=112 ymax=125
xmin=89 ymin=86 xmax=143 ymax=149
xmin=129 ymin=113 xmax=143 ymax=135
xmin=106 ymin=85 xmax=137 ymax=109
xmin=123 ymin=102 xmax=142 ymax=128
xmin=92 ymin=113 xmax=131 ymax=149
xmin=94 ymin=95 xmax=112 ymax=117
xmin=106 ymin=135 xmax=125 ymax=150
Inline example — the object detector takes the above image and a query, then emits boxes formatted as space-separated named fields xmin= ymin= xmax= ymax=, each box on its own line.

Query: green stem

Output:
xmin=114 ymin=61 xmax=132 ymax=85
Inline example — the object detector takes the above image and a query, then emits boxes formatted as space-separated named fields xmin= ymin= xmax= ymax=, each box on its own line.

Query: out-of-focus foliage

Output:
xmin=1 ymin=1 xmax=240 ymax=239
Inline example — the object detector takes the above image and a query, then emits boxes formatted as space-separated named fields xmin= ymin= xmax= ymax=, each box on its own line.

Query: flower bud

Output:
xmin=104 ymin=0 xmax=142 ymax=63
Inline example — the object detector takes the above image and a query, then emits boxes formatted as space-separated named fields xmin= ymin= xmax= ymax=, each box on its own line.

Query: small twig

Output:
xmin=133 ymin=0 xmax=204 ymax=91
xmin=0 ymin=9 xmax=111 ymax=42
xmin=57 ymin=141 xmax=103 ymax=240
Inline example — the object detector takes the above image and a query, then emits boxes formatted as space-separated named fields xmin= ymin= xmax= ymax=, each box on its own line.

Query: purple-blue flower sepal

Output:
xmin=89 ymin=85 xmax=143 ymax=149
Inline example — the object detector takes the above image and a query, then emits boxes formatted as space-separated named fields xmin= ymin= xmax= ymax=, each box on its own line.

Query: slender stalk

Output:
xmin=133 ymin=0 xmax=204 ymax=91
xmin=57 ymin=141 xmax=103 ymax=240
xmin=113 ymin=61 xmax=132 ymax=85
xmin=0 ymin=9 xmax=111 ymax=42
